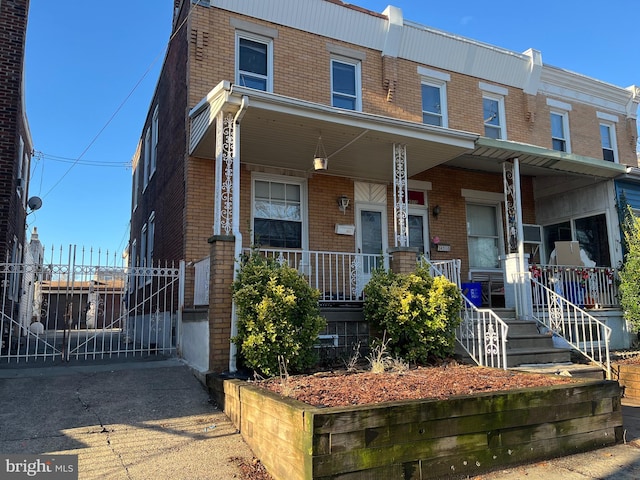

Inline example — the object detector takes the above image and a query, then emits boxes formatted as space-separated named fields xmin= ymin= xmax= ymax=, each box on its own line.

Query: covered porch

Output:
xmin=189 ymin=82 xmax=630 ymax=373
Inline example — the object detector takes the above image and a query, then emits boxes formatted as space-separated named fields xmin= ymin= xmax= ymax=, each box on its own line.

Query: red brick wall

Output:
xmin=0 ymin=0 xmax=30 ymax=256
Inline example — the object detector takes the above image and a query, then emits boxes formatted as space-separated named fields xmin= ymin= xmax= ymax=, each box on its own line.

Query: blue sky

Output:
xmin=24 ymin=1 xmax=639 ymax=262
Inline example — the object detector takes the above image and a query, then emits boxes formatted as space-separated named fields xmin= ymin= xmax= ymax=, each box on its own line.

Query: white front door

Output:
xmin=356 ymin=204 xmax=388 ymax=286
xmin=408 ymin=208 xmax=430 ymax=257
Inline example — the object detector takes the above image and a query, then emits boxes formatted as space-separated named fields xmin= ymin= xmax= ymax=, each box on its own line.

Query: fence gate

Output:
xmin=0 ymin=246 xmax=184 ymax=364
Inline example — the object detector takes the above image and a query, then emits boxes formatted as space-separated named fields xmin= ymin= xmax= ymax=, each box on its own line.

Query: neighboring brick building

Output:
xmin=130 ymin=0 xmax=639 ymax=370
xmin=0 ymin=0 xmax=32 ymax=262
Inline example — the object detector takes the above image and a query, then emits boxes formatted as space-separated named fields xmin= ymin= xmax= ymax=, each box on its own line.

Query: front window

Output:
xmin=331 ymin=58 xmax=361 ymax=111
xmin=421 ymin=82 xmax=446 ymax=126
xmin=237 ymin=35 xmax=271 ymax=91
xmin=600 ymin=123 xmax=616 ymax=162
xmin=483 ymin=96 xmax=505 ymax=139
xmin=543 ymin=214 xmax=610 ymax=266
xmin=253 ymin=179 xmax=303 ymax=248
xmin=151 ymin=106 xmax=158 ymax=175
xmin=467 ymin=204 xmax=500 ymax=269
xmin=551 ymin=111 xmax=570 ymax=152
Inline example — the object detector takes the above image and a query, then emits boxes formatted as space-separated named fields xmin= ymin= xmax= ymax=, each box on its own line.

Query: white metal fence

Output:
xmin=515 ymin=273 xmax=611 ymax=378
xmin=529 ymin=264 xmax=619 ymax=308
xmin=1 ymin=246 xmax=183 ymax=364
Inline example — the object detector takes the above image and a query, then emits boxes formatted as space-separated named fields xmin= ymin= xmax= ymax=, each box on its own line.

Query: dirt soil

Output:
xmin=236 ymin=363 xmax=580 ymax=479
xmin=256 ymin=363 xmax=577 ymax=408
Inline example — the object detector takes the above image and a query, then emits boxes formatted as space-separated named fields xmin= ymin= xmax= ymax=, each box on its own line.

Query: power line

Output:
xmin=39 ymin=2 xmax=197 ymax=200
xmin=34 ymin=150 xmax=131 ymax=168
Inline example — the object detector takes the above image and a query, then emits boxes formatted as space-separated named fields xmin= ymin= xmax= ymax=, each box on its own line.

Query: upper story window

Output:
xmin=419 ymin=67 xmax=450 ymax=127
xmin=252 ymin=175 xmax=306 ymax=249
xmin=547 ymin=98 xmax=572 ymax=153
xmin=331 ymin=57 xmax=361 ymax=111
xmin=480 ymin=83 xmax=508 ymax=140
xmin=231 ymin=19 xmax=277 ymax=92
xmin=143 ymin=127 xmax=151 ymax=190
xmin=597 ymin=112 xmax=619 ymax=163
xmin=236 ymin=34 xmax=272 ymax=92
xmin=482 ymin=96 xmax=504 ymax=139
xmin=550 ymin=111 xmax=570 ymax=152
xmin=151 ymin=105 xmax=158 ymax=175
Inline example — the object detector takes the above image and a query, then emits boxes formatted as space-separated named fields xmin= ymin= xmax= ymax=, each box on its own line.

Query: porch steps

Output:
xmin=493 ymin=308 xmax=573 ymax=368
xmin=511 ymin=363 xmax=607 ymax=380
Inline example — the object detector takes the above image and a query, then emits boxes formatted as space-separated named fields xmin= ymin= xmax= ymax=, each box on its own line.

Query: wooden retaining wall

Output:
xmin=614 ymin=363 xmax=640 ymax=400
xmin=210 ymin=377 xmax=623 ymax=480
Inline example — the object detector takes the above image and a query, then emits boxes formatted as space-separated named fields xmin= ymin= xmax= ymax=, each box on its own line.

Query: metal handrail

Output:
xmin=419 ymin=256 xmax=509 ymax=370
xmin=520 ymin=273 xmax=611 ymax=379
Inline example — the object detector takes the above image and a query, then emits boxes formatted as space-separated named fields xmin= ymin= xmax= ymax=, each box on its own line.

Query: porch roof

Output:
xmin=452 ymin=137 xmax=629 ymax=179
xmin=189 ymin=82 xmax=629 ymax=181
xmin=189 ymin=82 xmax=477 ymax=182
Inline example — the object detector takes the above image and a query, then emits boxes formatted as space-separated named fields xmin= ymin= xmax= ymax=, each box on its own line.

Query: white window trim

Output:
xmin=235 ymin=30 xmax=274 ymax=93
xmin=421 ymin=78 xmax=448 ymax=128
xmin=550 ymin=109 xmax=571 ymax=153
xmin=251 ymin=172 xmax=308 ymax=250
xmin=547 ymin=98 xmax=572 ymax=111
xmin=143 ymin=127 xmax=151 ymax=190
xmin=599 ymin=121 xmax=618 ymax=163
xmin=150 ymin=105 xmax=158 ymax=177
xmin=330 ymin=55 xmax=362 ymax=112
xmin=482 ymin=93 xmax=507 ymax=140
xmin=479 ymin=82 xmax=508 ymax=97
xmin=146 ymin=212 xmax=155 ymax=284
xmin=133 ymin=160 xmax=139 ymax=211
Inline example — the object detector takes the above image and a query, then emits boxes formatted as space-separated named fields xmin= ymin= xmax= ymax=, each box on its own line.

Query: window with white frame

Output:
xmin=599 ymin=120 xmax=618 ymax=163
xmin=421 ymin=82 xmax=446 ymax=127
xmin=143 ymin=127 xmax=151 ymax=189
xmin=331 ymin=57 xmax=361 ymax=111
xmin=550 ymin=111 xmax=570 ymax=152
xmin=151 ymin=105 xmax=158 ymax=175
xmin=253 ymin=176 xmax=305 ymax=248
xmin=236 ymin=33 xmax=272 ymax=92
xmin=133 ymin=160 xmax=139 ymax=210
xmin=482 ymin=95 xmax=506 ymax=139
xmin=129 ymin=238 xmax=137 ymax=293
xmin=146 ymin=212 xmax=155 ymax=283
xmin=17 ymin=137 xmax=25 ymax=196
xmin=466 ymin=203 xmax=501 ymax=269
xmin=140 ymin=223 xmax=147 ymax=268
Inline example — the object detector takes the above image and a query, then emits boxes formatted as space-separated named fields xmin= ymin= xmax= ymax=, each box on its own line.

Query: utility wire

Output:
xmin=40 ymin=1 xmax=198 ymax=199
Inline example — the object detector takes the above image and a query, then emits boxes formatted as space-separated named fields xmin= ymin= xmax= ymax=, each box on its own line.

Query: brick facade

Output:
xmin=131 ymin=1 xmax=637 ymax=371
xmin=0 ymin=0 xmax=31 ymax=258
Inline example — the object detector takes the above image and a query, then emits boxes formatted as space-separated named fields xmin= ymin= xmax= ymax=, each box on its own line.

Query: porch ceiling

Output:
xmin=189 ymin=83 xmax=477 ymax=182
xmin=448 ymin=137 xmax=629 ymax=179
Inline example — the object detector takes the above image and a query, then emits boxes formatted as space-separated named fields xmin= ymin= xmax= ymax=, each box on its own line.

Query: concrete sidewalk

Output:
xmin=0 ymin=358 xmax=257 ymax=479
xmin=3 ymin=359 xmax=640 ymax=479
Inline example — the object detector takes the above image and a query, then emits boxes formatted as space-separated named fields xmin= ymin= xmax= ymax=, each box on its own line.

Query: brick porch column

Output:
xmin=388 ymin=247 xmax=419 ymax=275
xmin=207 ymin=235 xmax=236 ymax=373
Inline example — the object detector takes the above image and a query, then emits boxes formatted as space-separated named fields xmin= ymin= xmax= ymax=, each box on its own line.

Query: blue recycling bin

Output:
xmin=462 ymin=282 xmax=482 ymax=307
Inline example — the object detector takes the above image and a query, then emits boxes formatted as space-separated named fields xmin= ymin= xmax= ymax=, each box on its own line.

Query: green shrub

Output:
xmin=232 ymin=252 xmax=326 ymax=376
xmin=620 ymin=206 xmax=640 ymax=333
xmin=363 ymin=265 xmax=462 ymax=363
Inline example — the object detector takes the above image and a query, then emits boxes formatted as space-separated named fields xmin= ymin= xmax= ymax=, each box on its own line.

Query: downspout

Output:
xmin=229 ymin=95 xmax=249 ymax=373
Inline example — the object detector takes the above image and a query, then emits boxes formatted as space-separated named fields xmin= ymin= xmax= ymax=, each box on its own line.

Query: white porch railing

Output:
xmin=245 ymin=248 xmax=388 ymax=303
xmin=516 ymin=273 xmax=611 ymax=379
xmin=420 ymin=256 xmax=509 ymax=370
xmin=528 ymin=264 xmax=619 ymax=308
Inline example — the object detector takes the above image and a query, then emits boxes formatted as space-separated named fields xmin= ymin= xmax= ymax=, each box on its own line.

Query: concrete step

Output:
xmin=512 ymin=362 xmax=607 ymax=380
xmin=505 ymin=347 xmax=572 ymax=367
xmin=503 ymin=321 xmax=542 ymax=336
xmin=506 ymin=334 xmax=555 ymax=350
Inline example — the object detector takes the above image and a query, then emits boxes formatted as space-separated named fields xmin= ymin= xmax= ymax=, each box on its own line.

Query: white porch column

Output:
xmin=213 ymin=111 xmax=236 ymax=236
xmin=393 ymin=143 xmax=409 ymax=247
xmin=502 ymin=158 xmax=533 ymax=319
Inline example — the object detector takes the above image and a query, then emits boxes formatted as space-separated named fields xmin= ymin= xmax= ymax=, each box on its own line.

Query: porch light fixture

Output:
xmin=338 ymin=195 xmax=350 ymax=214
xmin=313 ymin=135 xmax=328 ymax=171
xmin=432 ymin=205 xmax=441 ymax=218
